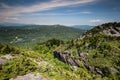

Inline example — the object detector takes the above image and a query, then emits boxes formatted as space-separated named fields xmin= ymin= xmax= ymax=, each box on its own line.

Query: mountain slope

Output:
xmin=0 ymin=42 xmax=90 ymax=80
xmin=0 ymin=25 xmax=85 ymax=48
xmin=54 ymin=22 xmax=120 ymax=80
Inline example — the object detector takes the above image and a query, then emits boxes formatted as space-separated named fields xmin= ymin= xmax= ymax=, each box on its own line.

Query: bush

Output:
xmin=0 ymin=57 xmax=37 ymax=79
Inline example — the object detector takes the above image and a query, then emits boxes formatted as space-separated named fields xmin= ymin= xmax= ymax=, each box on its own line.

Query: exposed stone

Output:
xmin=79 ymin=53 xmax=88 ymax=58
xmin=95 ymin=68 xmax=104 ymax=76
xmin=2 ymin=54 xmax=14 ymax=59
xmin=86 ymin=24 xmax=120 ymax=37
xmin=0 ymin=57 xmax=7 ymax=64
xmin=109 ymin=67 xmax=119 ymax=74
xmin=0 ymin=54 xmax=14 ymax=64
xmin=10 ymin=73 xmax=49 ymax=80
xmin=53 ymin=51 xmax=80 ymax=67
xmin=95 ymin=68 xmax=102 ymax=74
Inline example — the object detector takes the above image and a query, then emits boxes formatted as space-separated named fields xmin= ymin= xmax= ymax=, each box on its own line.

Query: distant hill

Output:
xmin=0 ymin=25 xmax=85 ymax=48
xmin=71 ymin=25 xmax=94 ymax=30
xmin=0 ymin=23 xmax=93 ymax=30
xmin=0 ymin=22 xmax=30 ymax=27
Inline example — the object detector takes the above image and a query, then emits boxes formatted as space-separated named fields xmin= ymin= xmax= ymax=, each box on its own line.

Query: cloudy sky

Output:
xmin=0 ymin=0 xmax=120 ymax=25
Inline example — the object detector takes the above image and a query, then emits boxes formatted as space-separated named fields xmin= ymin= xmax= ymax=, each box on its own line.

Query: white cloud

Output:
xmin=0 ymin=17 xmax=82 ymax=25
xmin=27 ymin=13 xmax=66 ymax=16
xmin=0 ymin=0 xmax=95 ymax=18
xmin=0 ymin=0 xmax=97 ymax=25
xmin=5 ymin=17 xmax=19 ymax=20
xmin=80 ymin=11 xmax=92 ymax=14
xmin=89 ymin=19 xmax=101 ymax=23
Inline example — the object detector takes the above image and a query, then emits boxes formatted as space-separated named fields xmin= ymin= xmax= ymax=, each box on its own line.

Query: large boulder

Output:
xmin=53 ymin=51 xmax=80 ymax=67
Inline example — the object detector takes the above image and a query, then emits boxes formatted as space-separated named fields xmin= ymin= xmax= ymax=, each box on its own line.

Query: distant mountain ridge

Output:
xmin=71 ymin=25 xmax=94 ymax=30
xmin=0 ymin=22 xmax=34 ymax=27
xmin=0 ymin=22 xmax=93 ymax=30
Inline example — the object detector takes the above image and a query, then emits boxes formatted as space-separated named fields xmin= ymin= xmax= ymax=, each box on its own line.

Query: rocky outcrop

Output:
xmin=10 ymin=73 xmax=49 ymax=80
xmin=53 ymin=51 xmax=80 ymax=67
xmin=85 ymin=23 xmax=120 ymax=37
xmin=53 ymin=50 xmax=110 ymax=77
xmin=0 ymin=54 xmax=14 ymax=64
xmin=53 ymin=51 xmax=90 ymax=68
xmin=103 ymin=27 xmax=120 ymax=36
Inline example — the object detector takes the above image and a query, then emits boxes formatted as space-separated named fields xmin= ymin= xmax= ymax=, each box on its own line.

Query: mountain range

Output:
xmin=71 ymin=25 xmax=94 ymax=30
xmin=0 ymin=22 xmax=93 ymax=30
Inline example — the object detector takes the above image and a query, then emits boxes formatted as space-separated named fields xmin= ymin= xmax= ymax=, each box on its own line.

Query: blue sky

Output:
xmin=0 ymin=0 xmax=120 ymax=25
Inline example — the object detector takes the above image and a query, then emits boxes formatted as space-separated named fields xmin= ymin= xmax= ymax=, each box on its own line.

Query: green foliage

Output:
xmin=0 ymin=43 xmax=20 ymax=55
xmin=0 ymin=57 xmax=37 ymax=80
xmin=44 ymin=38 xmax=64 ymax=49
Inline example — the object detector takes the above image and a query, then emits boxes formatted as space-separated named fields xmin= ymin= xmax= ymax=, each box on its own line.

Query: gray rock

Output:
xmin=95 ymin=68 xmax=103 ymax=76
xmin=0 ymin=54 xmax=14 ymax=64
xmin=0 ymin=57 xmax=7 ymax=64
xmin=10 ymin=73 xmax=49 ymax=80
xmin=110 ymin=67 xmax=119 ymax=74
xmin=53 ymin=51 xmax=80 ymax=67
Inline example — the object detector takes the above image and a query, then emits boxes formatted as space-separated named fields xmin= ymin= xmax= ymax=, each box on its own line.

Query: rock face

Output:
xmin=53 ymin=51 xmax=80 ymax=67
xmin=0 ymin=54 xmax=14 ymax=64
xmin=53 ymin=51 xmax=89 ymax=68
xmin=102 ymin=27 xmax=120 ymax=36
xmin=53 ymin=51 xmax=98 ymax=74
xmin=10 ymin=73 xmax=49 ymax=80
xmin=86 ymin=23 xmax=120 ymax=37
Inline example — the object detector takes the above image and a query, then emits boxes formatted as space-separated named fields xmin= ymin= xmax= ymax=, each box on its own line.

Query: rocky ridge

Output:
xmin=53 ymin=22 xmax=120 ymax=78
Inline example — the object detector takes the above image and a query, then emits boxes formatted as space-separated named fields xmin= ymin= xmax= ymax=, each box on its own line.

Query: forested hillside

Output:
xmin=0 ymin=25 xmax=85 ymax=49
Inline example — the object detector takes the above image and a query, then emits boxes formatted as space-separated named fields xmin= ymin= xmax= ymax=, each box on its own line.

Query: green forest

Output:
xmin=0 ymin=25 xmax=85 ymax=49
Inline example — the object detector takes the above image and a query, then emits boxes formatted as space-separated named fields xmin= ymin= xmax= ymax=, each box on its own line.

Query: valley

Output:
xmin=0 ymin=25 xmax=85 ymax=49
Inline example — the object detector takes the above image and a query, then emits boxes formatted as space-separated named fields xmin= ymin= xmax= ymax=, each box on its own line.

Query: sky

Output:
xmin=0 ymin=0 xmax=120 ymax=26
